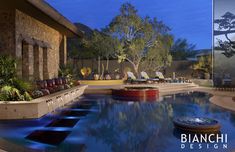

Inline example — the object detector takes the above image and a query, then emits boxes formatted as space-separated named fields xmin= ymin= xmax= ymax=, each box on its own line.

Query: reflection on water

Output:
xmin=0 ymin=92 xmax=235 ymax=152
xmin=86 ymin=99 xmax=173 ymax=152
xmin=83 ymin=92 xmax=235 ymax=152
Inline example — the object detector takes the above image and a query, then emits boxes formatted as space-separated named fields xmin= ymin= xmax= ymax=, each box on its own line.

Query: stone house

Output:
xmin=0 ymin=0 xmax=83 ymax=81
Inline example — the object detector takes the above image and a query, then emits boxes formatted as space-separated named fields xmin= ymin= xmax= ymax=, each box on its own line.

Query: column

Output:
xmin=43 ymin=47 xmax=49 ymax=79
xmin=28 ymin=44 xmax=34 ymax=81
xmin=22 ymin=41 xmax=34 ymax=81
xmin=34 ymin=45 xmax=43 ymax=80
xmin=59 ymin=35 xmax=67 ymax=66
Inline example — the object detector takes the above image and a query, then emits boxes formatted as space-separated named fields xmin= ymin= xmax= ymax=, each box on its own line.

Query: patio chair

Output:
xmin=140 ymin=71 xmax=159 ymax=82
xmin=155 ymin=71 xmax=166 ymax=82
xmin=127 ymin=72 xmax=147 ymax=84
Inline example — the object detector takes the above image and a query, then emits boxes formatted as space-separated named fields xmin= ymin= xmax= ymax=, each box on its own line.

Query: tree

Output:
xmin=67 ymin=35 xmax=96 ymax=79
xmin=68 ymin=38 xmax=96 ymax=60
xmin=171 ymin=38 xmax=196 ymax=60
xmin=141 ymin=34 xmax=173 ymax=74
xmin=214 ymin=12 xmax=235 ymax=58
xmin=193 ymin=54 xmax=212 ymax=79
xmin=68 ymin=23 xmax=96 ymax=60
xmin=88 ymin=30 xmax=120 ymax=78
xmin=107 ymin=3 xmax=173 ymax=76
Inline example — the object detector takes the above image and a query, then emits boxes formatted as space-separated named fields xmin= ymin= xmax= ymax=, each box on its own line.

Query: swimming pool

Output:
xmin=0 ymin=92 xmax=235 ymax=152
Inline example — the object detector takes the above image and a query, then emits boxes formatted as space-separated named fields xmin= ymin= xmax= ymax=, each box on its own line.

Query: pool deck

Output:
xmin=85 ymin=83 xmax=235 ymax=112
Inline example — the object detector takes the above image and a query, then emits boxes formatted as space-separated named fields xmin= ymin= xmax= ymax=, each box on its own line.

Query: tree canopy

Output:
xmin=87 ymin=30 xmax=119 ymax=60
xmin=68 ymin=3 xmax=197 ymax=76
xmin=107 ymin=3 xmax=173 ymax=76
xmin=86 ymin=30 xmax=121 ymax=73
xmin=194 ymin=54 xmax=212 ymax=74
xmin=170 ymin=38 xmax=196 ymax=60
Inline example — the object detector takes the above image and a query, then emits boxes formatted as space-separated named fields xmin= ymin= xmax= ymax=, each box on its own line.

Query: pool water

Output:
xmin=0 ymin=92 xmax=235 ymax=152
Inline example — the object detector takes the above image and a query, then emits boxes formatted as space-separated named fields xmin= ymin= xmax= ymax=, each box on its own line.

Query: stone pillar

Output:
xmin=28 ymin=44 xmax=34 ymax=81
xmin=16 ymin=39 xmax=23 ymax=79
xmin=34 ymin=45 xmax=43 ymax=80
xmin=22 ymin=42 xmax=34 ymax=81
xmin=59 ymin=35 xmax=67 ymax=66
xmin=43 ymin=47 xmax=49 ymax=79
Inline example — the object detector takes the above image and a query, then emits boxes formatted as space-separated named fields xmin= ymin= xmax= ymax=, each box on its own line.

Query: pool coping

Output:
xmin=80 ymin=80 xmax=124 ymax=85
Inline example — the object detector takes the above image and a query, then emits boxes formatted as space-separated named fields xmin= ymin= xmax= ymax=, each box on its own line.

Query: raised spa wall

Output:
xmin=0 ymin=85 xmax=87 ymax=120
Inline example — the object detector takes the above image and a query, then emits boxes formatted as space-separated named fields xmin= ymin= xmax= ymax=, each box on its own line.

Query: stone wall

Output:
xmin=72 ymin=59 xmax=195 ymax=79
xmin=164 ymin=60 xmax=195 ymax=78
xmin=15 ymin=9 xmax=66 ymax=80
xmin=0 ymin=9 xmax=15 ymax=56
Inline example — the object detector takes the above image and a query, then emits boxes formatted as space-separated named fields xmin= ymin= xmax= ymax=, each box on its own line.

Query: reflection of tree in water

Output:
xmin=164 ymin=92 xmax=211 ymax=117
xmin=214 ymin=12 xmax=235 ymax=58
xmin=165 ymin=92 xmax=228 ymax=120
xmin=86 ymin=101 xmax=173 ymax=152
xmin=191 ymin=93 xmax=231 ymax=120
xmin=84 ymin=93 xmax=233 ymax=151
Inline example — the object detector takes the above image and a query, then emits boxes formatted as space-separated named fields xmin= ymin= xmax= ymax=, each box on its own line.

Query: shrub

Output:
xmin=0 ymin=56 xmax=33 ymax=101
xmin=0 ymin=56 xmax=16 ymax=85
xmin=0 ymin=85 xmax=32 ymax=101
xmin=31 ymin=90 xmax=44 ymax=99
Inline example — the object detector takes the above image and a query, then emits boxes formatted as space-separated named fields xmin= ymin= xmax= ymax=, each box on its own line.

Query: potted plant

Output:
xmin=104 ymin=70 xmax=112 ymax=80
xmin=114 ymin=68 xmax=121 ymax=80
xmin=93 ymin=70 xmax=99 ymax=80
xmin=123 ymin=67 xmax=131 ymax=80
xmin=204 ymin=72 xmax=210 ymax=80
xmin=80 ymin=67 xmax=91 ymax=79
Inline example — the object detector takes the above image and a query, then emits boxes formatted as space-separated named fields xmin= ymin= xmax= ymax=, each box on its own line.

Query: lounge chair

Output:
xmin=141 ymin=71 xmax=159 ymax=82
xmin=155 ymin=71 xmax=166 ymax=82
xmin=127 ymin=72 xmax=147 ymax=84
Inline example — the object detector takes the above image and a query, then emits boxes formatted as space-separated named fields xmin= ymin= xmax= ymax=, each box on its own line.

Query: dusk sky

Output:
xmin=46 ymin=0 xmax=212 ymax=50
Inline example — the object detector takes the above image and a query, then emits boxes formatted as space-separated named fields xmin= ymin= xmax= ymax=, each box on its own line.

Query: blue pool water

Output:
xmin=0 ymin=92 xmax=235 ymax=152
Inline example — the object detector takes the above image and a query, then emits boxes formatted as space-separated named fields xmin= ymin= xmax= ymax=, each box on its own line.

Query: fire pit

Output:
xmin=173 ymin=117 xmax=221 ymax=133
xmin=112 ymin=87 xmax=159 ymax=101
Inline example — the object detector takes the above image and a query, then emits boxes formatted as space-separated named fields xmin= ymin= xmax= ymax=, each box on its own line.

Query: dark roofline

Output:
xmin=27 ymin=0 xmax=84 ymax=37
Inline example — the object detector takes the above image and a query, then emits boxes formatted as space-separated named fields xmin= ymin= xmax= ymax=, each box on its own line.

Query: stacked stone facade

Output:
xmin=0 ymin=9 xmax=67 ymax=81
xmin=0 ymin=10 xmax=15 ymax=56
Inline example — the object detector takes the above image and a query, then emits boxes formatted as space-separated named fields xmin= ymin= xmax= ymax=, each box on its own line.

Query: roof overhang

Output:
xmin=0 ymin=0 xmax=84 ymax=38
